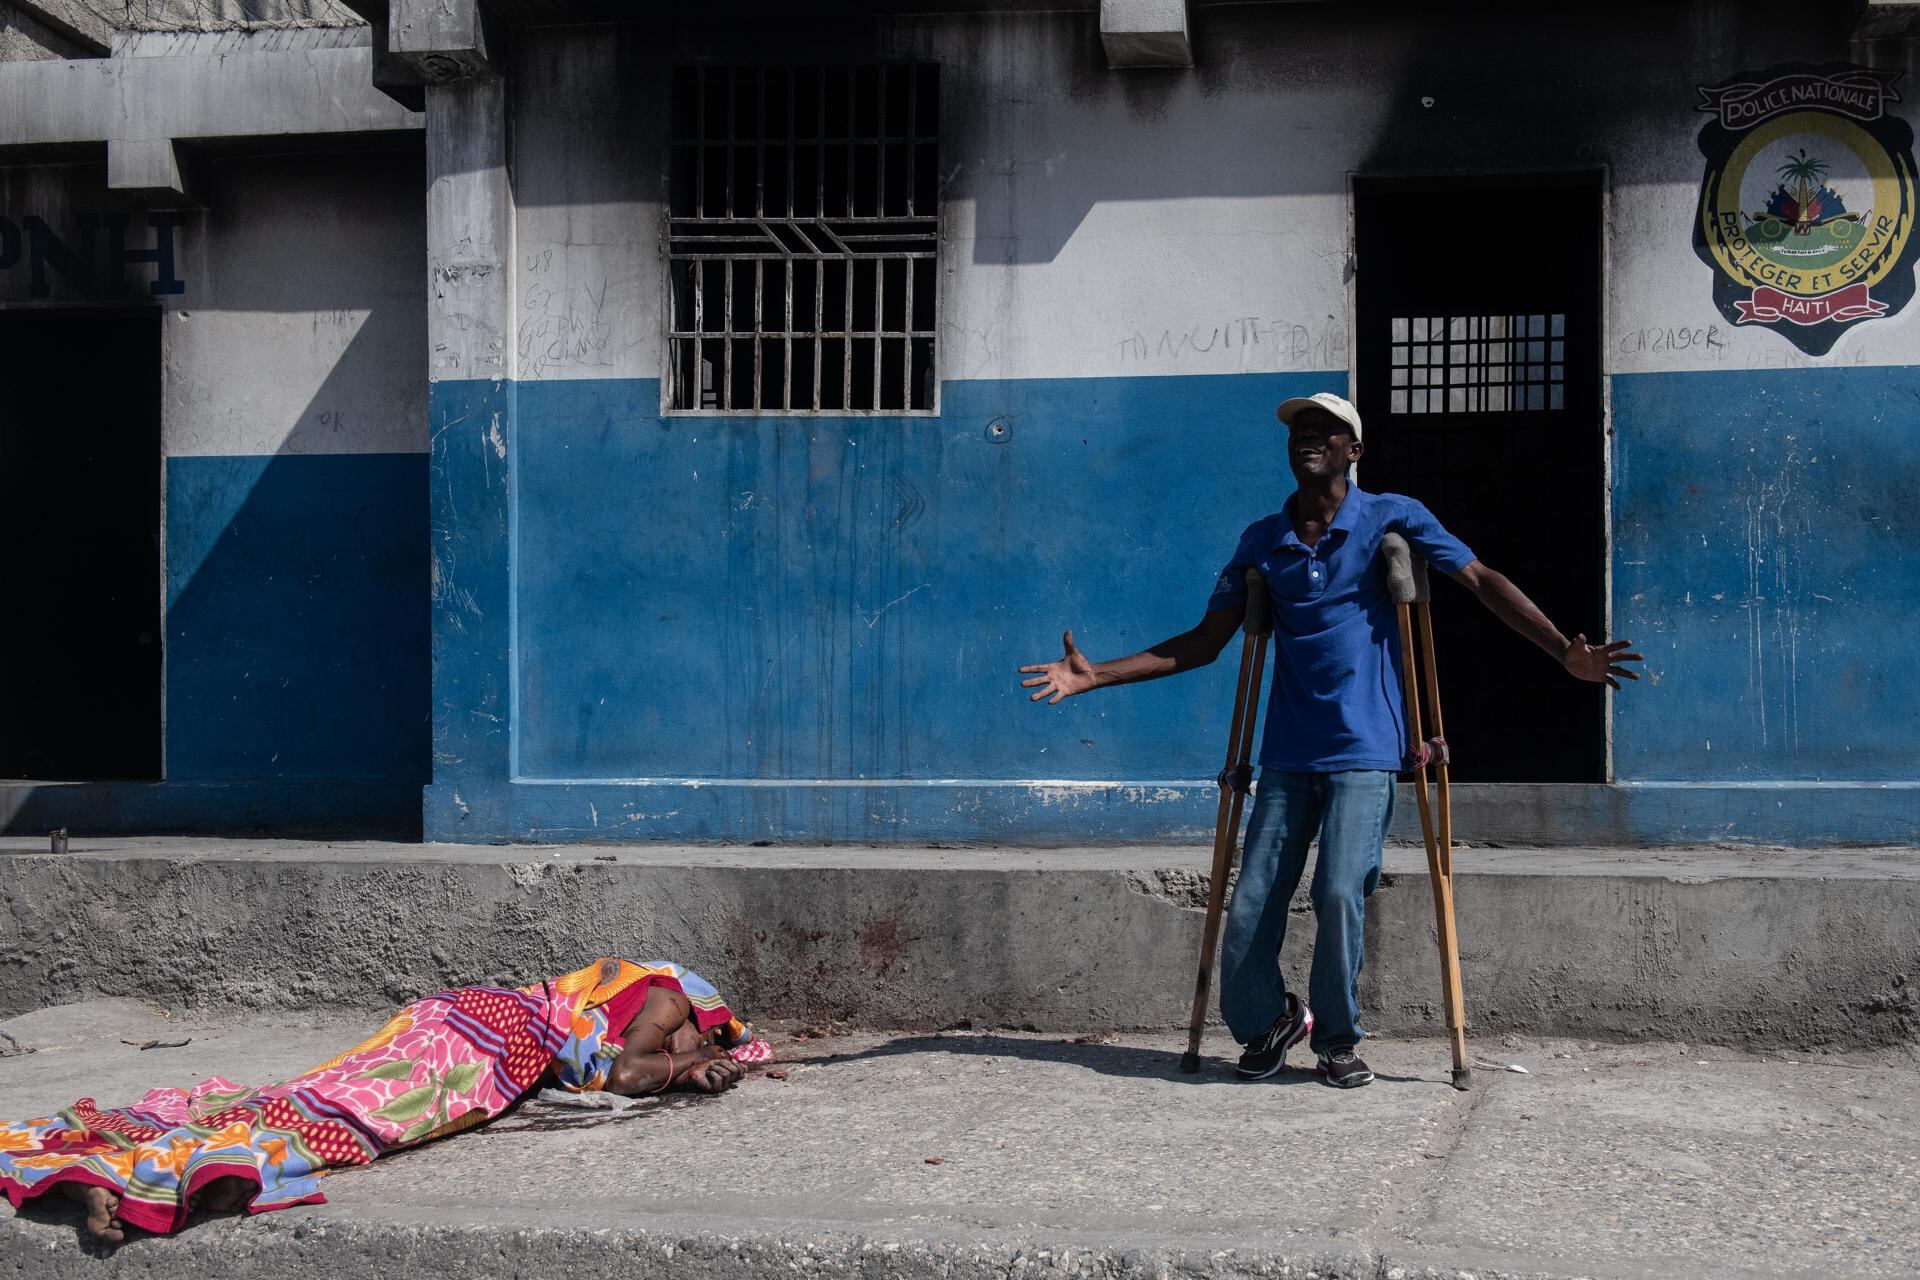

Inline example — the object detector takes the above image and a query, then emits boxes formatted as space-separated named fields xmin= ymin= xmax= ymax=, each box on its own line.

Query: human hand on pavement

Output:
xmin=1561 ymin=635 xmax=1644 ymax=690
xmin=686 ymin=1057 xmax=744 ymax=1093
xmin=1019 ymin=630 xmax=1098 ymax=704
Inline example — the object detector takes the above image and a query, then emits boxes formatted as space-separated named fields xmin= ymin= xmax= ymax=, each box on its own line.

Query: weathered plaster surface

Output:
xmin=4 ymin=841 xmax=1914 ymax=1048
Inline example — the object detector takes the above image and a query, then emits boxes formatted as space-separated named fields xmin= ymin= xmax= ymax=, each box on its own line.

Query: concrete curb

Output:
xmin=2 ymin=841 xmax=1916 ymax=1047
xmin=0 ymin=1207 xmax=1670 ymax=1280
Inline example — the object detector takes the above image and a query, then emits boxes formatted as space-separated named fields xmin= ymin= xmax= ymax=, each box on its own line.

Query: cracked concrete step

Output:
xmin=2 ymin=839 xmax=1918 ymax=1047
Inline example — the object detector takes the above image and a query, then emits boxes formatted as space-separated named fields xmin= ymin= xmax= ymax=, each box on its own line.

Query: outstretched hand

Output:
xmin=1019 ymin=630 xmax=1098 ymax=704
xmin=1561 ymin=635 xmax=1643 ymax=690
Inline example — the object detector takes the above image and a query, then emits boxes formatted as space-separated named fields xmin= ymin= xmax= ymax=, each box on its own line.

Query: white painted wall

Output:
xmin=509 ymin=26 xmax=662 ymax=387
xmin=509 ymin=8 xmax=1917 ymax=391
xmin=0 ymin=152 xmax=424 ymax=455
xmin=511 ymin=15 xmax=1362 ymax=389
xmin=163 ymin=150 xmax=427 ymax=457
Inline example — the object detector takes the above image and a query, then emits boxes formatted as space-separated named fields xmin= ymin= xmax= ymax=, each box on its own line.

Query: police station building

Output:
xmin=1 ymin=0 xmax=1915 ymax=846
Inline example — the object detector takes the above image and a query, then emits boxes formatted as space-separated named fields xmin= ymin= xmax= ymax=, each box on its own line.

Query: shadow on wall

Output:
xmin=162 ymin=148 xmax=431 ymax=790
xmin=0 ymin=150 xmax=429 ymax=835
xmin=598 ymin=1 xmax=1864 ymax=266
xmin=164 ymin=449 xmax=429 ymax=783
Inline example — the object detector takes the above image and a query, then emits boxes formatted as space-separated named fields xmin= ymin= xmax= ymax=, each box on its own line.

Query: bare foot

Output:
xmin=191 ymin=1175 xmax=252 ymax=1214
xmin=59 ymin=1184 xmax=126 ymax=1244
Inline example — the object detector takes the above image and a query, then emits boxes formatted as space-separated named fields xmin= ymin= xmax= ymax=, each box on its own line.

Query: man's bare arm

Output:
xmin=1448 ymin=560 xmax=1642 ymax=690
xmin=1019 ymin=608 xmax=1245 ymax=704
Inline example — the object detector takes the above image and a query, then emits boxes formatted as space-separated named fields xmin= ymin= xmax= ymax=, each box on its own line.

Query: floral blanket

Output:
xmin=0 ymin=959 xmax=749 ymax=1235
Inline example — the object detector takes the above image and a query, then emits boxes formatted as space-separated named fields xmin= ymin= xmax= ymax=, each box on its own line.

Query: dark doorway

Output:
xmin=1354 ymin=173 xmax=1605 ymax=782
xmin=0 ymin=310 xmax=162 ymax=779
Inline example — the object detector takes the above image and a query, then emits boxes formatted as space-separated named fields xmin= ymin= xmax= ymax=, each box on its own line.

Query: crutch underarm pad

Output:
xmin=1377 ymin=533 xmax=1430 ymax=604
xmin=1243 ymin=567 xmax=1274 ymax=636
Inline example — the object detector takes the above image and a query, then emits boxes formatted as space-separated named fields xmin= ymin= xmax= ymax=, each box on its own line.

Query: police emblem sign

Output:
xmin=1694 ymin=64 xmax=1917 ymax=355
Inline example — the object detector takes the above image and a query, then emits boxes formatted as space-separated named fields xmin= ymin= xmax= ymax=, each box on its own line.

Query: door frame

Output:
xmin=0 ymin=301 xmax=167 ymax=782
xmin=1343 ymin=166 xmax=1615 ymax=782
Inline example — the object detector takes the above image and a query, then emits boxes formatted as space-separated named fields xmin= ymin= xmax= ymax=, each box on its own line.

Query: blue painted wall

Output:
xmin=514 ymin=374 xmax=1321 ymax=783
xmin=428 ymin=372 xmax=1341 ymax=839
xmin=166 ymin=454 xmax=430 ymax=790
xmin=1612 ymin=365 xmax=1920 ymax=783
xmin=428 ymin=379 xmax=517 ymax=836
xmin=427 ymin=364 xmax=1919 ymax=844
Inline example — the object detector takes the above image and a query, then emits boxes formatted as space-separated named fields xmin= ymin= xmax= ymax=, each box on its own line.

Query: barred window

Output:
xmin=1389 ymin=314 xmax=1565 ymax=414
xmin=666 ymin=65 xmax=940 ymax=414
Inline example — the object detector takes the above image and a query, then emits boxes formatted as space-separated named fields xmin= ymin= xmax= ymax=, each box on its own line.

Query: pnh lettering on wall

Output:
xmin=0 ymin=212 xmax=186 ymax=299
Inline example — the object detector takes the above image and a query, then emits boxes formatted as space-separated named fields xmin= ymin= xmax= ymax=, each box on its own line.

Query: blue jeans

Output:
xmin=1218 ymin=769 xmax=1396 ymax=1055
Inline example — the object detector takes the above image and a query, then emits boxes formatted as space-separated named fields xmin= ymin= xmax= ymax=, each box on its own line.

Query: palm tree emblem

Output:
xmin=1777 ymin=148 xmax=1827 ymax=218
xmin=1748 ymin=148 xmax=1863 ymax=241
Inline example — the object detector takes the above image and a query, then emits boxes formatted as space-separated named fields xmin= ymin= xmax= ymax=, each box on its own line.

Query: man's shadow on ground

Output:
xmin=791 ymin=1032 xmax=1432 ymax=1087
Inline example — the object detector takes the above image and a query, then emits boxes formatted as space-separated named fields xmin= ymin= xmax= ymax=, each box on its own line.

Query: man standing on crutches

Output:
xmin=1018 ymin=391 xmax=1640 ymax=1088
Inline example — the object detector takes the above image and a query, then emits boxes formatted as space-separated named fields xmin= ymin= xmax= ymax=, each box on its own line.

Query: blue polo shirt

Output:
xmin=1206 ymin=487 xmax=1476 ymax=773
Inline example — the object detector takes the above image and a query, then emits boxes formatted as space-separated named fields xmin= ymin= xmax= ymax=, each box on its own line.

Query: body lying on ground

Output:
xmin=0 ymin=957 xmax=766 ymax=1243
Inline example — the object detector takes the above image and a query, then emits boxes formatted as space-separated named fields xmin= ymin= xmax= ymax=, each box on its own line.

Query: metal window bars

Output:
xmin=1388 ymin=314 xmax=1566 ymax=415
xmin=666 ymin=64 xmax=940 ymax=414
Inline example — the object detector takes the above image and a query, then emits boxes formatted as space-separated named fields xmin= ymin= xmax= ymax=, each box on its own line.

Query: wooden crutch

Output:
xmin=1180 ymin=568 xmax=1273 ymax=1074
xmin=1378 ymin=534 xmax=1472 ymax=1091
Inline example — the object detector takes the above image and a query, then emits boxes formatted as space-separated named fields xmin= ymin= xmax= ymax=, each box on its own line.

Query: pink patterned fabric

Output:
xmin=729 ymin=1038 xmax=774 ymax=1065
xmin=0 ymin=958 xmax=753 ymax=1237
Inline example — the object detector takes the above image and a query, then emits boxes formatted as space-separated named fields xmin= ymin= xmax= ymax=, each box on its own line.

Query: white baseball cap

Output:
xmin=1275 ymin=391 xmax=1362 ymax=440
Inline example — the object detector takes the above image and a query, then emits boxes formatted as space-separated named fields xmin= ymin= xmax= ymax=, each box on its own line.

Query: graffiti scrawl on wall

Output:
xmin=1694 ymin=64 xmax=1916 ymax=356
xmin=0 ymin=212 xmax=185 ymax=299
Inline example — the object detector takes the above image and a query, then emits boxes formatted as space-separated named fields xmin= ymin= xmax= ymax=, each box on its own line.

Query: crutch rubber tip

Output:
xmin=1450 ymin=1066 xmax=1473 ymax=1091
xmin=1179 ymin=1050 xmax=1201 ymax=1074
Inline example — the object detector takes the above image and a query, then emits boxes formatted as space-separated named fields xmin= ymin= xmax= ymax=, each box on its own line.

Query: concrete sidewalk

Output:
xmin=3 ymin=838 xmax=1918 ymax=1048
xmin=2 ymin=1000 xmax=1916 ymax=1280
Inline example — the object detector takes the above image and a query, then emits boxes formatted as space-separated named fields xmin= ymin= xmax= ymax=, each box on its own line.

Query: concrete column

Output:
xmin=1099 ymin=0 xmax=1194 ymax=69
xmin=427 ymin=76 xmax=513 ymax=385
xmin=106 ymin=137 xmax=206 ymax=205
xmin=391 ymin=0 xmax=497 ymax=80
xmin=424 ymin=74 xmax=516 ymax=840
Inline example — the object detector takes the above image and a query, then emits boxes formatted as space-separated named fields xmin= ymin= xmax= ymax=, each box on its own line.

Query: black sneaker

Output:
xmin=1315 ymin=1048 xmax=1375 ymax=1088
xmin=1235 ymin=994 xmax=1313 ymax=1080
